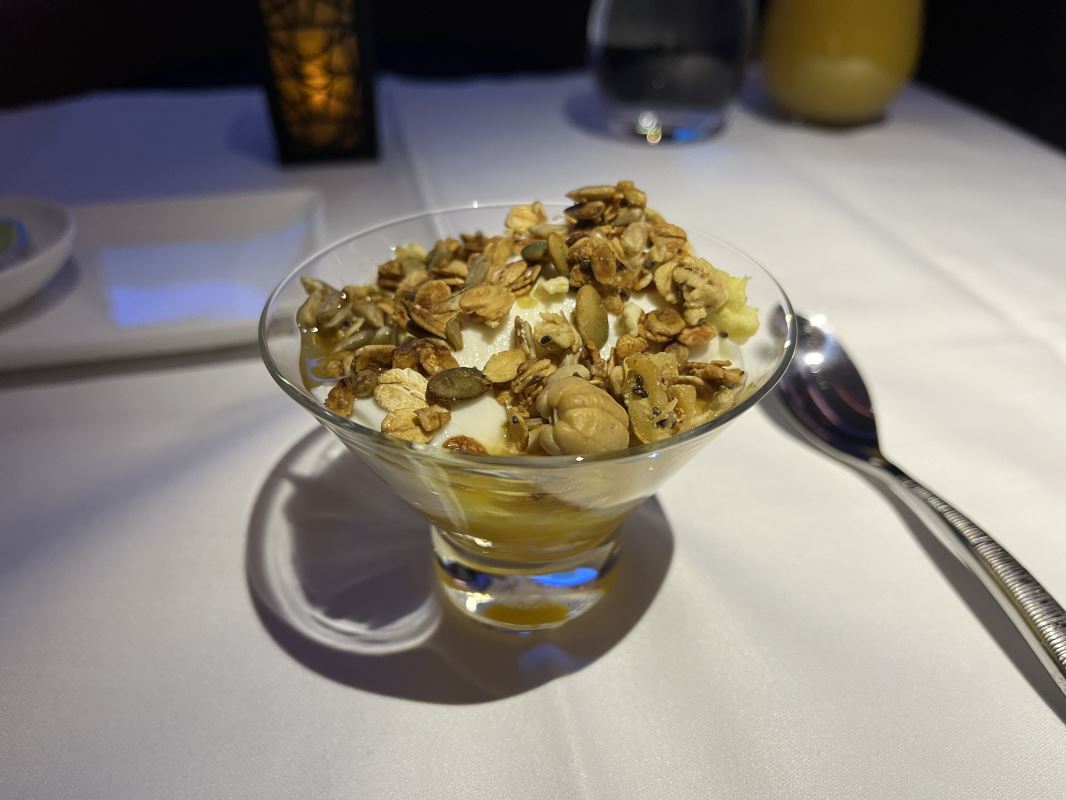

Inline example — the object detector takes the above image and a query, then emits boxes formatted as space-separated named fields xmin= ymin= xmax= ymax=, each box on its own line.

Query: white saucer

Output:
xmin=0 ymin=197 xmax=76 ymax=315
xmin=0 ymin=188 xmax=323 ymax=370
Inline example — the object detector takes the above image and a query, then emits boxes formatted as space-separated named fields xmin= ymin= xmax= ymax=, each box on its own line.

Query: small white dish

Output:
xmin=0 ymin=188 xmax=323 ymax=370
xmin=0 ymin=197 xmax=76 ymax=315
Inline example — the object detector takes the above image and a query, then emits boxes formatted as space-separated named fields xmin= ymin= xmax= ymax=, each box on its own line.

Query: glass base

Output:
xmin=431 ymin=526 xmax=621 ymax=631
xmin=606 ymin=106 xmax=727 ymax=143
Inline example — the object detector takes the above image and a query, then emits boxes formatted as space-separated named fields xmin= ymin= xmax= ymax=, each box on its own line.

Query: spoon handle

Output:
xmin=874 ymin=461 xmax=1066 ymax=695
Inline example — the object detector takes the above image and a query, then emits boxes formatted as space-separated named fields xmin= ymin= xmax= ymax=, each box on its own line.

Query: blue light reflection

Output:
xmin=531 ymin=567 xmax=598 ymax=588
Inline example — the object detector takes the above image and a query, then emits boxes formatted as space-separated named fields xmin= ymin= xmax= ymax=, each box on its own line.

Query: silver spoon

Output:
xmin=775 ymin=311 xmax=1066 ymax=696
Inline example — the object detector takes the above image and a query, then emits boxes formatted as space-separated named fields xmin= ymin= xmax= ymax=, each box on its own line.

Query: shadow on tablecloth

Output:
xmin=246 ymin=427 xmax=673 ymax=704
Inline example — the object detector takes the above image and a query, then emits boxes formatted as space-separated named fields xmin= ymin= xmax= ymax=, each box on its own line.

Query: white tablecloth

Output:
xmin=2 ymin=74 xmax=1065 ymax=799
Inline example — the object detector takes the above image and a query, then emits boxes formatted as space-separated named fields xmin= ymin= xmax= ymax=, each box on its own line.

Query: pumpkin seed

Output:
xmin=426 ymin=367 xmax=491 ymax=405
xmin=520 ymin=240 xmax=548 ymax=262
xmin=573 ymin=285 xmax=608 ymax=348
xmin=547 ymin=232 xmax=569 ymax=275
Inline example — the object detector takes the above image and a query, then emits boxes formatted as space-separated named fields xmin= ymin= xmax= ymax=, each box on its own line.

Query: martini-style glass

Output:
xmin=260 ymin=204 xmax=795 ymax=630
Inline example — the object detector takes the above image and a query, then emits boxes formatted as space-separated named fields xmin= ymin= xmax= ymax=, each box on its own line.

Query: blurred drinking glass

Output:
xmin=588 ymin=0 xmax=754 ymax=142
xmin=760 ymin=0 xmax=923 ymax=126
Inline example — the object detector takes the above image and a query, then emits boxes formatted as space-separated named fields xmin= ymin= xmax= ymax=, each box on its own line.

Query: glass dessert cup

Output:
xmin=259 ymin=204 xmax=796 ymax=631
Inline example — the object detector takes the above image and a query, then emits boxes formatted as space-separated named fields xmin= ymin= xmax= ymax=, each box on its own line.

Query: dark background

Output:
xmin=2 ymin=0 xmax=1064 ymax=151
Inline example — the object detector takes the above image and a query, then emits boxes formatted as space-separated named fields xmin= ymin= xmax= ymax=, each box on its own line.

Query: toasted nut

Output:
xmin=570 ymin=236 xmax=617 ymax=286
xmin=442 ymin=435 xmax=488 ymax=455
xmin=391 ymin=339 xmax=420 ymax=370
xmin=355 ymin=344 xmax=396 ymax=371
xmin=602 ymin=292 xmax=624 ymax=315
xmin=573 ymin=284 xmax=608 ymax=349
xmin=535 ymin=376 xmax=630 ymax=456
xmin=420 ymin=341 xmax=459 ymax=375
xmin=633 ymin=269 xmax=654 ymax=290
xmin=483 ymin=348 xmax=528 ymax=384
xmin=653 ymin=260 xmax=680 ymax=303
xmin=664 ymin=341 xmax=690 ymax=366
xmin=382 ymin=409 xmax=431 ymax=443
xmin=535 ymin=312 xmax=581 ymax=354
xmin=639 ymin=308 xmax=685 ymax=342
xmin=568 ymin=263 xmax=592 ymax=288
xmin=505 ymin=407 xmax=529 ymax=452
xmin=685 ymin=361 xmax=745 ymax=388
xmin=351 ymin=369 xmax=379 ymax=398
xmin=673 ymin=258 xmax=729 ymax=320
xmin=677 ymin=324 xmax=716 ymax=347
xmin=621 ymin=222 xmax=650 ymax=256
xmin=415 ymin=405 xmax=451 ymax=434
xmin=324 ymin=379 xmax=357 ymax=416
xmin=393 ymin=338 xmax=459 ymax=375
xmin=613 ymin=334 xmax=649 ymax=360
xmin=620 ymin=302 xmax=643 ymax=336
xmin=426 ymin=367 xmax=491 ymax=405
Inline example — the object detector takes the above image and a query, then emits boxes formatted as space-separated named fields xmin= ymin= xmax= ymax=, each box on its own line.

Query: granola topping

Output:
xmin=300 ymin=182 xmax=760 ymax=455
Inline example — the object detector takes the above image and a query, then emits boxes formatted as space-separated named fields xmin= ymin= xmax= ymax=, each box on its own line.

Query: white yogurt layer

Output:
xmin=316 ymin=277 xmax=742 ymax=452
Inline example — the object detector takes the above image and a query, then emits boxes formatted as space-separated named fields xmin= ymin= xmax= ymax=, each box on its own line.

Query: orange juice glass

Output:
xmin=761 ymin=0 xmax=923 ymax=125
